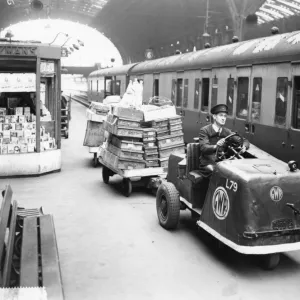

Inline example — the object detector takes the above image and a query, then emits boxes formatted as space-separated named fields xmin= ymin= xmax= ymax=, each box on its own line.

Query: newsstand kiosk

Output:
xmin=0 ymin=41 xmax=62 ymax=176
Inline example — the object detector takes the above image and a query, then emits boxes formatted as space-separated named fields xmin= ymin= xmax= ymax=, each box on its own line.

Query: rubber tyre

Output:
xmin=156 ymin=182 xmax=180 ymax=230
xmin=122 ymin=178 xmax=132 ymax=197
xmin=102 ymin=166 xmax=110 ymax=184
xmin=93 ymin=153 xmax=98 ymax=168
xmin=260 ymin=253 xmax=280 ymax=270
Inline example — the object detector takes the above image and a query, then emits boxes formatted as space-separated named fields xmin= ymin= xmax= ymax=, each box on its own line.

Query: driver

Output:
xmin=199 ymin=104 xmax=249 ymax=177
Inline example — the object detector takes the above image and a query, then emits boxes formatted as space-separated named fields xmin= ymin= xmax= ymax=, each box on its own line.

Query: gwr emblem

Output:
xmin=270 ymin=186 xmax=283 ymax=202
xmin=212 ymin=187 xmax=230 ymax=220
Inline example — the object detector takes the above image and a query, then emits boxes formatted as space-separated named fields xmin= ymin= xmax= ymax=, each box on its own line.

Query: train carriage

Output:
xmin=88 ymin=63 xmax=137 ymax=103
xmin=88 ymin=30 xmax=300 ymax=164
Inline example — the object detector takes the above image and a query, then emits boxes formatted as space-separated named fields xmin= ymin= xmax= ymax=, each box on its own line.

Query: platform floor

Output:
xmin=1 ymin=101 xmax=300 ymax=300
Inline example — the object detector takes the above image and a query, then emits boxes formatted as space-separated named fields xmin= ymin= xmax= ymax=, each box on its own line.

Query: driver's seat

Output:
xmin=186 ymin=142 xmax=203 ymax=185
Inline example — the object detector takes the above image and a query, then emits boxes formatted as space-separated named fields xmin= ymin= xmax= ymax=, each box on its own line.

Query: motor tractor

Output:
xmin=156 ymin=133 xmax=300 ymax=270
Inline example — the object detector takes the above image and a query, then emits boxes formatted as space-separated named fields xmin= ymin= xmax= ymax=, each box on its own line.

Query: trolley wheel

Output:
xmin=102 ymin=166 xmax=110 ymax=184
xmin=122 ymin=178 xmax=132 ymax=197
xmin=93 ymin=153 xmax=98 ymax=168
xmin=260 ymin=253 xmax=281 ymax=270
xmin=156 ymin=182 xmax=180 ymax=230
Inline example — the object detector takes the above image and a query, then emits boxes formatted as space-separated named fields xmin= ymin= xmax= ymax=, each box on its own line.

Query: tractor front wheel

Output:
xmin=156 ymin=182 xmax=180 ymax=230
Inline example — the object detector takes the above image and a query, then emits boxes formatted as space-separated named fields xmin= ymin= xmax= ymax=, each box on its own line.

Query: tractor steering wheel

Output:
xmin=215 ymin=132 xmax=245 ymax=161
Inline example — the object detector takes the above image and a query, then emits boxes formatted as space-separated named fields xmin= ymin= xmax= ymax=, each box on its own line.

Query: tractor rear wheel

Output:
xmin=260 ymin=253 xmax=280 ymax=270
xmin=156 ymin=182 xmax=180 ymax=230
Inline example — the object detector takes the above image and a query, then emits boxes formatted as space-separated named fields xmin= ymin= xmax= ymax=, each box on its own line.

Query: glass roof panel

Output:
xmin=256 ymin=0 xmax=300 ymax=24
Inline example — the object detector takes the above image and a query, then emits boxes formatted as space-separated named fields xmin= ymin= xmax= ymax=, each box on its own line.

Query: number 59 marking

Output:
xmin=226 ymin=179 xmax=238 ymax=192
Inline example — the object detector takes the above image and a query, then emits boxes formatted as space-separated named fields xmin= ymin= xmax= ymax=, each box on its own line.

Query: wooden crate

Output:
xmin=157 ymin=133 xmax=184 ymax=149
xmin=144 ymin=141 xmax=157 ymax=147
xmin=110 ymin=135 xmax=143 ymax=151
xmin=157 ymin=130 xmax=170 ymax=138
xmin=83 ymin=121 xmax=105 ymax=147
xmin=144 ymin=146 xmax=158 ymax=155
xmin=142 ymin=128 xmax=157 ymax=138
xmin=159 ymin=157 xmax=169 ymax=168
xmin=107 ymin=143 xmax=144 ymax=160
xmin=169 ymin=123 xmax=183 ymax=131
xmin=156 ymin=125 xmax=169 ymax=133
xmin=118 ymin=118 xmax=141 ymax=128
xmin=102 ymin=149 xmax=119 ymax=169
xmin=145 ymin=153 xmax=159 ymax=160
xmin=118 ymin=159 xmax=146 ymax=170
xmin=113 ymin=106 xmax=144 ymax=121
xmin=143 ymin=136 xmax=156 ymax=142
xmin=168 ymin=116 xmax=182 ymax=125
xmin=151 ymin=119 xmax=169 ymax=127
xmin=146 ymin=159 xmax=159 ymax=168
xmin=143 ymin=106 xmax=176 ymax=122
xmin=104 ymin=120 xmax=144 ymax=138
xmin=169 ymin=129 xmax=183 ymax=136
xmin=158 ymin=143 xmax=185 ymax=158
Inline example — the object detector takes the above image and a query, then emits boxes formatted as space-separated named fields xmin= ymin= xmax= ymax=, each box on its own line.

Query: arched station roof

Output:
xmin=0 ymin=0 xmax=267 ymax=63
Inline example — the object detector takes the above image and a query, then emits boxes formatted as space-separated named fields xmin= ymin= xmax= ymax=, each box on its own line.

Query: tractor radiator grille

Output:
xmin=271 ymin=218 xmax=294 ymax=230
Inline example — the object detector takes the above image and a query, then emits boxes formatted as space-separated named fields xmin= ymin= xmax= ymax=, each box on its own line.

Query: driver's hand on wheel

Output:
xmin=240 ymin=146 xmax=247 ymax=154
xmin=216 ymin=138 xmax=226 ymax=148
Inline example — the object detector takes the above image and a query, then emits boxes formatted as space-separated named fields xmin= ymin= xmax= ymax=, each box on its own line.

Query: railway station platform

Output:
xmin=1 ymin=100 xmax=300 ymax=300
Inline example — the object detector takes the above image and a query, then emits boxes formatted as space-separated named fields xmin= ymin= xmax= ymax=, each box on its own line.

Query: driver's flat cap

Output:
xmin=211 ymin=104 xmax=228 ymax=115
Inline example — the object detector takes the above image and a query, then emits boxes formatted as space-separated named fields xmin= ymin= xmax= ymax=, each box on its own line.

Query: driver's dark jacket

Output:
xmin=199 ymin=124 xmax=232 ymax=168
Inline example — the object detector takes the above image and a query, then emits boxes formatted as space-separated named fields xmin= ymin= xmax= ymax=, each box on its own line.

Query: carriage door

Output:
xmin=287 ymin=64 xmax=300 ymax=162
xmin=175 ymin=72 xmax=184 ymax=116
xmin=199 ymin=69 xmax=212 ymax=127
xmin=234 ymin=66 xmax=252 ymax=142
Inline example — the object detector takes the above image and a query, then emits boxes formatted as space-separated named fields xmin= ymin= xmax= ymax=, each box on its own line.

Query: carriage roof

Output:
xmin=129 ymin=30 xmax=300 ymax=74
xmin=89 ymin=63 xmax=138 ymax=78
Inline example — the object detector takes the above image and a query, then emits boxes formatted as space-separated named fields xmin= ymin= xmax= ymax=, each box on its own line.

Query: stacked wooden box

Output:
xmin=103 ymin=111 xmax=146 ymax=170
xmin=143 ymin=128 xmax=159 ymax=167
xmin=156 ymin=116 xmax=185 ymax=169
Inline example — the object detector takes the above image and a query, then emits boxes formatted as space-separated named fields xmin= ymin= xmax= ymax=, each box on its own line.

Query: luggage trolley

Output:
xmin=99 ymin=154 xmax=166 ymax=197
xmin=83 ymin=102 xmax=111 ymax=167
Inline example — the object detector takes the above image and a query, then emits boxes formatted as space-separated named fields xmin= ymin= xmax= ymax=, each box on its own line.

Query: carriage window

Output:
xmin=194 ymin=78 xmax=200 ymax=109
xmin=90 ymin=80 xmax=93 ymax=91
xmin=153 ymin=79 xmax=159 ymax=97
xmin=201 ymin=78 xmax=210 ymax=112
xmin=252 ymin=78 xmax=262 ymax=122
xmin=292 ymin=76 xmax=300 ymax=129
xmin=171 ymin=79 xmax=176 ymax=104
xmin=183 ymin=79 xmax=189 ymax=108
xmin=226 ymin=78 xmax=234 ymax=115
xmin=97 ymin=80 xmax=99 ymax=92
xmin=236 ymin=77 xmax=249 ymax=119
xmin=211 ymin=77 xmax=218 ymax=108
xmin=115 ymin=80 xmax=121 ymax=95
xmin=105 ymin=79 xmax=112 ymax=96
xmin=176 ymin=78 xmax=183 ymax=107
xmin=275 ymin=77 xmax=288 ymax=126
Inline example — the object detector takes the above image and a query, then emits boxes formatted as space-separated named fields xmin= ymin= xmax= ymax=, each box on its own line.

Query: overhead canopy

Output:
xmin=0 ymin=0 xmax=293 ymax=63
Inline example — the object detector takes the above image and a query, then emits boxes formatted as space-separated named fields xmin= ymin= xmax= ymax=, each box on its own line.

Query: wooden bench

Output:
xmin=0 ymin=185 xmax=64 ymax=299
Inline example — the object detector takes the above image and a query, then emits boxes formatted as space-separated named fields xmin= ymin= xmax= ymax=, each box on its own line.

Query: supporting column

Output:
xmin=226 ymin=0 xmax=248 ymax=41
